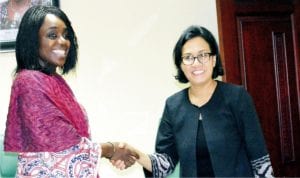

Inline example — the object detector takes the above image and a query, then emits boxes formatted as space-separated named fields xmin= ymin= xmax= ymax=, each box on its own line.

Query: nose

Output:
xmin=58 ymin=36 xmax=68 ymax=45
xmin=192 ymin=57 xmax=203 ymax=65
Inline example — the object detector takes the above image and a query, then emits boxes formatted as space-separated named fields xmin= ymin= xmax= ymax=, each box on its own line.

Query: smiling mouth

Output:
xmin=192 ymin=70 xmax=204 ymax=75
xmin=53 ymin=49 xmax=67 ymax=56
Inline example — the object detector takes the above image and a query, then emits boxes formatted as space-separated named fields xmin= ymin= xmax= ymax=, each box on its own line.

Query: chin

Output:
xmin=191 ymin=79 xmax=209 ymax=85
xmin=58 ymin=64 xmax=65 ymax=68
xmin=57 ymin=60 xmax=66 ymax=67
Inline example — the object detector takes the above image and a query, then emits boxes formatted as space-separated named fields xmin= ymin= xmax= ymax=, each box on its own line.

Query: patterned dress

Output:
xmin=4 ymin=70 xmax=100 ymax=177
xmin=16 ymin=138 xmax=100 ymax=178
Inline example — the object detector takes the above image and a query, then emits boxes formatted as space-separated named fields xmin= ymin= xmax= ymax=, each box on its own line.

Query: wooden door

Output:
xmin=216 ymin=0 xmax=300 ymax=176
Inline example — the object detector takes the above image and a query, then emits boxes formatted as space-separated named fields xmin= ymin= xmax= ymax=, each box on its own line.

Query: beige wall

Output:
xmin=0 ymin=0 xmax=218 ymax=177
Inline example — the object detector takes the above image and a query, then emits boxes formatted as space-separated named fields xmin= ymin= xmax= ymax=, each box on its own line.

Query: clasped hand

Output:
xmin=109 ymin=142 xmax=139 ymax=170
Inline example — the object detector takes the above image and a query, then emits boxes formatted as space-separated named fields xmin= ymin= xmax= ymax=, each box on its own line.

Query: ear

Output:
xmin=212 ymin=56 xmax=216 ymax=67
xmin=180 ymin=62 xmax=184 ymax=69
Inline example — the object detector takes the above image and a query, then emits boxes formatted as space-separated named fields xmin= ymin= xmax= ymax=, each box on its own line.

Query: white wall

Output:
xmin=0 ymin=0 xmax=218 ymax=177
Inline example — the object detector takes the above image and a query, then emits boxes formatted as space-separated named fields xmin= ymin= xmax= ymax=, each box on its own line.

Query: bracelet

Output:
xmin=107 ymin=142 xmax=115 ymax=159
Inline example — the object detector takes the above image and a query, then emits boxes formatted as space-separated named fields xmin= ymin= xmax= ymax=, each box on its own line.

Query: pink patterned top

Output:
xmin=4 ymin=70 xmax=100 ymax=177
xmin=5 ymin=70 xmax=89 ymax=152
xmin=16 ymin=137 xmax=101 ymax=178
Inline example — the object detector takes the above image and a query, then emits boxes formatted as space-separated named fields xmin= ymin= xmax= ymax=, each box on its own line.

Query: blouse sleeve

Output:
xmin=144 ymin=103 xmax=177 ymax=178
xmin=236 ymin=88 xmax=274 ymax=178
xmin=16 ymin=137 xmax=101 ymax=177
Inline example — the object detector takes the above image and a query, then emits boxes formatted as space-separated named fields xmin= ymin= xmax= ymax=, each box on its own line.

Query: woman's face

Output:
xmin=38 ymin=14 xmax=70 ymax=70
xmin=180 ymin=37 xmax=216 ymax=86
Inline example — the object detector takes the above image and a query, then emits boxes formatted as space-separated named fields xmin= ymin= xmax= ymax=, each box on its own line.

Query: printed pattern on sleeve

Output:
xmin=251 ymin=154 xmax=274 ymax=178
xmin=149 ymin=153 xmax=175 ymax=178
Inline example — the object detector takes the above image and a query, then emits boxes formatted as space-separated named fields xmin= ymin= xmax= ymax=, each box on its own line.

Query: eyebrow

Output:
xmin=182 ymin=50 xmax=211 ymax=55
xmin=46 ymin=26 xmax=68 ymax=32
xmin=47 ymin=26 xmax=58 ymax=30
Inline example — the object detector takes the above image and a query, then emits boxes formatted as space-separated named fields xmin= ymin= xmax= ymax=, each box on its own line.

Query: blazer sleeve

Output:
xmin=144 ymin=102 xmax=178 ymax=178
xmin=236 ymin=87 xmax=274 ymax=177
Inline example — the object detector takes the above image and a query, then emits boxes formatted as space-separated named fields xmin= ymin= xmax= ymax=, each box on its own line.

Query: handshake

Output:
xmin=101 ymin=142 xmax=140 ymax=169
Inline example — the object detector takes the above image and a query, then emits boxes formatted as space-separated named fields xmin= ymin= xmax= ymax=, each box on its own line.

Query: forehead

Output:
xmin=40 ymin=14 xmax=66 ymax=30
xmin=182 ymin=37 xmax=210 ymax=53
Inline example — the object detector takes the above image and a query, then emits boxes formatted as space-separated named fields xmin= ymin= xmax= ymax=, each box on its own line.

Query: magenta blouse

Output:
xmin=4 ymin=70 xmax=100 ymax=177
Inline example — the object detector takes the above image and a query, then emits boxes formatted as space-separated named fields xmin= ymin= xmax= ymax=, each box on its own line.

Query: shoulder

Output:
xmin=15 ymin=70 xmax=45 ymax=83
xmin=217 ymin=81 xmax=253 ymax=108
xmin=164 ymin=88 xmax=188 ymax=109
xmin=217 ymin=80 xmax=246 ymax=96
xmin=166 ymin=88 xmax=187 ymax=102
xmin=13 ymin=70 xmax=53 ymax=91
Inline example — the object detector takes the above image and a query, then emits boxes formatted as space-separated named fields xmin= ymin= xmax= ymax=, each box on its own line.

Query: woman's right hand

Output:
xmin=110 ymin=142 xmax=139 ymax=169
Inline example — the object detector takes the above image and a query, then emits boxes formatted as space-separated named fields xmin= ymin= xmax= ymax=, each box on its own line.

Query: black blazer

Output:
xmin=145 ymin=81 xmax=270 ymax=177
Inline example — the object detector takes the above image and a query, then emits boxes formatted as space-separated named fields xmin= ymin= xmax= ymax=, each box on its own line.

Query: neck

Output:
xmin=188 ymin=80 xmax=217 ymax=107
xmin=38 ymin=59 xmax=57 ymax=74
xmin=189 ymin=80 xmax=216 ymax=97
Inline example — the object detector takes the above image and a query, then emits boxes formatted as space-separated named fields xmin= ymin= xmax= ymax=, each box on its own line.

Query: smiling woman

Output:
xmin=38 ymin=14 xmax=71 ymax=73
xmin=3 ymin=5 xmax=138 ymax=177
xmin=14 ymin=5 xmax=77 ymax=75
xmin=119 ymin=26 xmax=274 ymax=178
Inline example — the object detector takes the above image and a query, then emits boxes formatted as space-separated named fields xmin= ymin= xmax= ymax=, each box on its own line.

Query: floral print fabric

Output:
xmin=16 ymin=137 xmax=100 ymax=178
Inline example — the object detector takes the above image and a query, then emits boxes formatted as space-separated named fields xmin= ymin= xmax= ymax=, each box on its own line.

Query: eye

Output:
xmin=62 ymin=30 xmax=70 ymax=39
xmin=47 ymin=32 xmax=57 ymax=40
xmin=204 ymin=53 xmax=210 ymax=57
xmin=183 ymin=55 xmax=193 ymax=61
xmin=198 ymin=53 xmax=211 ymax=58
xmin=198 ymin=53 xmax=205 ymax=58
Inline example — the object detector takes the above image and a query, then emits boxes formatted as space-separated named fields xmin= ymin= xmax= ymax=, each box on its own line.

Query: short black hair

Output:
xmin=173 ymin=25 xmax=224 ymax=83
xmin=15 ymin=5 xmax=78 ymax=74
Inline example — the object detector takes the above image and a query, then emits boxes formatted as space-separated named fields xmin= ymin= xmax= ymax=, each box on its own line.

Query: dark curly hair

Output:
xmin=173 ymin=25 xmax=224 ymax=83
xmin=15 ymin=5 xmax=78 ymax=75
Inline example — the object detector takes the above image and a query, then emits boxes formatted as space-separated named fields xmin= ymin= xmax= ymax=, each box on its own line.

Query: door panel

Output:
xmin=216 ymin=0 xmax=300 ymax=176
